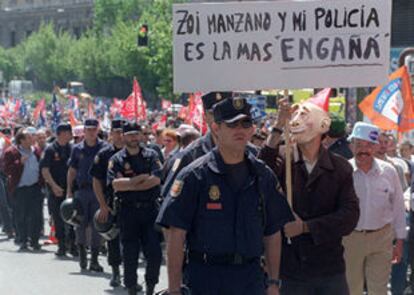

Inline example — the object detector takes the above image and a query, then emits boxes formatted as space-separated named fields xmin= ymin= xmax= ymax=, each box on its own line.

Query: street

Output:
xmin=0 ymin=204 xmax=168 ymax=295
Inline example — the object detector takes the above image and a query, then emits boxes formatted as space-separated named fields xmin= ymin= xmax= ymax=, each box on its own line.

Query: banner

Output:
xmin=173 ymin=0 xmax=391 ymax=92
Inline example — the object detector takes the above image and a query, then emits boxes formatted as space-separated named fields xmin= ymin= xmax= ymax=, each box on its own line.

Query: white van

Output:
xmin=8 ymin=80 xmax=33 ymax=98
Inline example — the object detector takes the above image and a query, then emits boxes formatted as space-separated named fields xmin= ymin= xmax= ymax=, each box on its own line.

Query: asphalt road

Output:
xmin=0 ymin=209 xmax=168 ymax=295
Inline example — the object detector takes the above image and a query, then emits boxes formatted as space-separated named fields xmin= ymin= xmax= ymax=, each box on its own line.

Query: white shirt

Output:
xmin=349 ymin=158 xmax=407 ymax=239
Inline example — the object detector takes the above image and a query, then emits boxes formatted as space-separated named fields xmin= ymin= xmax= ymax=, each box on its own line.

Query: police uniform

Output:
xmin=68 ymin=118 xmax=107 ymax=270
xmin=157 ymin=98 xmax=293 ymax=295
xmin=40 ymin=123 xmax=72 ymax=255
xmin=89 ymin=120 xmax=123 ymax=285
xmin=107 ymin=122 xmax=163 ymax=295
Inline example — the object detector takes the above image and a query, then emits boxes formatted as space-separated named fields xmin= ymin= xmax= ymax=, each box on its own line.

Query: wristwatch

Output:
xmin=266 ymin=278 xmax=282 ymax=288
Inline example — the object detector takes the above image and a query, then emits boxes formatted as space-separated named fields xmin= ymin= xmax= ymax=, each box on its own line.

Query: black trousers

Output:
xmin=120 ymin=205 xmax=162 ymax=288
xmin=281 ymin=273 xmax=349 ymax=295
xmin=14 ymin=184 xmax=43 ymax=245
xmin=108 ymin=235 xmax=122 ymax=267
xmin=48 ymin=192 xmax=66 ymax=243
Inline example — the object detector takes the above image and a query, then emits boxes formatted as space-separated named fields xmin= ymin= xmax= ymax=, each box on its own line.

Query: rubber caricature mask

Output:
xmin=290 ymin=89 xmax=332 ymax=144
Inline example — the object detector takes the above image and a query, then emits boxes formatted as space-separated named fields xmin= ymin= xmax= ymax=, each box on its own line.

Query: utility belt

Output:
xmin=188 ymin=250 xmax=259 ymax=266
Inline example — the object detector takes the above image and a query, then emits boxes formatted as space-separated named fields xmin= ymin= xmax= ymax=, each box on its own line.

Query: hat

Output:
xmin=123 ymin=121 xmax=141 ymax=135
xmin=84 ymin=118 xmax=99 ymax=128
xmin=111 ymin=119 xmax=124 ymax=131
xmin=213 ymin=97 xmax=252 ymax=123
xmin=26 ymin=126 xmax=37 ymax=135
xmin=306 ymin=88 xmax=331 ymax=113
xmin=347 ymin=122 xmax=380 ymax=144
xmin=56 ymin=123 xmax=72 ymax=134
xmin=328 ymin=113 xmax=346 ymax=138
xmin=202 ymin=92 xmax=232 ymax=111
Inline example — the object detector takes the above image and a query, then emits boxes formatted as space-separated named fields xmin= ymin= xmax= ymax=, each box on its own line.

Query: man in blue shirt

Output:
xmin=67 ymin=118 xmax=107 ymax=272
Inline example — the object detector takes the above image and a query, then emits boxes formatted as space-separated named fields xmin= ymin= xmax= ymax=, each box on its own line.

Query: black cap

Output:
xmin=213 ymin=97 xmax=252 ymax=123
xmin=111 ymin=119 xmax=124 ymax=131
xmin=123 ymin=121 xmax=141 ymax=135
xmin=84 ymin=118 xmax=99 ymax=128
xmin=202 ymin=92 xmax=232 ymax=111
xmin=56 ymin=123 xmax=72 ymax=134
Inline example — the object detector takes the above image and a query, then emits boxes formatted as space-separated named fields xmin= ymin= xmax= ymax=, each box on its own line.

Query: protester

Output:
xmin=259 ymin=94 xmax=359 ymax=294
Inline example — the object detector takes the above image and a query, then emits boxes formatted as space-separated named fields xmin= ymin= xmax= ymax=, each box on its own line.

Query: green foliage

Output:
xmin=0 ymin=0 xmax=186 ymax=102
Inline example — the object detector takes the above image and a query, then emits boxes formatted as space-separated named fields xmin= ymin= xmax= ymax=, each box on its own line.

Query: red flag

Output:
xmin=110 ymin=98 xmax=123 ymax=117
xmin=189 ymin=92 xmax=207 ymax=134
xmin=33 ymin=98 xmax=46 ymax=122
xmin=161 ymin=99 xmax=172 ymax=110
xmin=152 ymin=114 xmax=167 ymax=132
xmin=359 ymin=66 xmax=414 ymax=132
xmin=121 ymin=78 xmax=147 ymax=121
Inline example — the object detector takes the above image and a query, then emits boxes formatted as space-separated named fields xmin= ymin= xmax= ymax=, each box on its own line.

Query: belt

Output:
xmin=188 ymin=251 xmax=258 ymax=266
xmin=355 ymin=223 xmax=390 ymax=234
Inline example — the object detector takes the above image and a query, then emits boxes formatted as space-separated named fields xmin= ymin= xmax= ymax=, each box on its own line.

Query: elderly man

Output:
xmin=259 ymin=92 xmax=359 ymax=294
xmin=344 ymin=122 xmax=407 ymax=295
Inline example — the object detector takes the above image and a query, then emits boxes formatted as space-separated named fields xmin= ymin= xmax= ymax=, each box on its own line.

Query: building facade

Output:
xmin=0 ymin=0 xmax=94 ymax=48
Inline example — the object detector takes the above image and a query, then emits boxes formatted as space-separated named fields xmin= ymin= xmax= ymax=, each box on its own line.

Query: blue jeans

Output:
xmin=391 ymin=238 xmax=409 ymax=295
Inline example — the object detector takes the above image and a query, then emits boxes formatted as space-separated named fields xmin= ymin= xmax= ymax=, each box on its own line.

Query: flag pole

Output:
xmin=284 ymin=89 xmax=293 ymax=245
xmin=133 ymin=77 xmax=138 ymax=123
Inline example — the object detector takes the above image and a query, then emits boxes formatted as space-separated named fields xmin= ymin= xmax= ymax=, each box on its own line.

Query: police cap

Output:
xmin=123 ymin=121 xmax=141 ymax=135
xmin=56 ymin=123 xmax=72 ymax=134
xmin=213 ymin=97 xmax=252 ymax=123
xmin=202 ymin=92 xmax=232 ymax=111
xmin=84 ymin=118 xmax=99 ymax=128
xmin=111 ymin=119 xmax=124 ymax=131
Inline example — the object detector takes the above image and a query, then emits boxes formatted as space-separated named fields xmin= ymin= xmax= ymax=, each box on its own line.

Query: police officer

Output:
xmin=107 ymin=121 xmax=163 ymax=295
xmin=157 ymin=97 xmax=293 ymax=295
xmin=161 ymin=92 xmax=231 ymax=195
xmin=41 ymin=123 xmax=73 ymax=257
xmin=67 ymin=118 xmax=107 ymax=271
xmin=90 ymin=119 xmax=126 ymax=287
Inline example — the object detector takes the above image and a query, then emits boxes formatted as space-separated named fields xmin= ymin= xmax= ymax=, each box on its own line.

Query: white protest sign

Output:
xmin=173 ymin=0 xmax=391 ymax=93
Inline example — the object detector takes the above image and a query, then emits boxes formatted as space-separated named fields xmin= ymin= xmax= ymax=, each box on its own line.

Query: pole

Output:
xmin=283 ymin=89 xmax=293 ymax=245
xmin=134 ymin=77 xmax=138 ymax=123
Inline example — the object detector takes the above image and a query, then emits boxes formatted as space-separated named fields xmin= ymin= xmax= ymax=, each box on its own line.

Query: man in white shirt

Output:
xmin=344 ymin=122 xmax=407 ymax=295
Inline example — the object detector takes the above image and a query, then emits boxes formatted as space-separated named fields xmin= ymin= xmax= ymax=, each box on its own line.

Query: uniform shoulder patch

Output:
xmin=94 ymin=155 xmax=100 ymax=164
xmin=172 ymin=158 xmax=181 ymax=172
xmin=170 ymin=180 xmax=184 ymax=198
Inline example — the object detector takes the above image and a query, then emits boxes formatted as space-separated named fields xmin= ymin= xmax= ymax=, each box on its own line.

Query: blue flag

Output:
xmin=51 ymin=93 xmax=61 ymax=131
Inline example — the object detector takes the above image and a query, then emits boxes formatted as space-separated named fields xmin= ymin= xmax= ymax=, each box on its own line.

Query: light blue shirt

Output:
xmin=17 ymin=146 xmax=39 ymax=187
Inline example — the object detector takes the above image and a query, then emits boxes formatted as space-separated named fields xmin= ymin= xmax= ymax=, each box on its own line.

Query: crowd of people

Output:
xmin=0 ymin=91 xmax=413 ymax=295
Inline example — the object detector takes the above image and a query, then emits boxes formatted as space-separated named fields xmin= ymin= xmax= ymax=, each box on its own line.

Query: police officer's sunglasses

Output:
xmin=224 ymin=119 xmax=253 ymax=129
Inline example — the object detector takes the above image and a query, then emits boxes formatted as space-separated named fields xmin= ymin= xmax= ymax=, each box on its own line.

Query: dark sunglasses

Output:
xmin=224 ymin=119 xmax=253 ymax=129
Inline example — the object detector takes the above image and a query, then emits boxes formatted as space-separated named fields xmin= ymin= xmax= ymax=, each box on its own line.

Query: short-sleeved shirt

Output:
xmin=40 ymin=141 xmax=72 ymax=189
xmin=68 ymin=139 xmax=107 ymax=188
xmin=157 ymin=148 xmax=293 ymax=258
xmin=107 ymin=146 xmax=163 ymax=203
